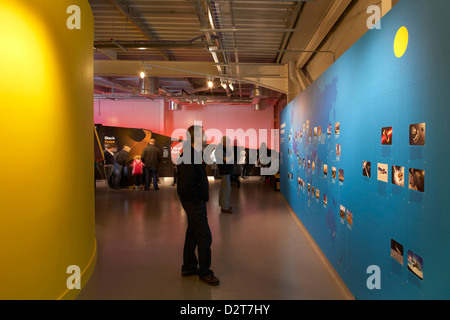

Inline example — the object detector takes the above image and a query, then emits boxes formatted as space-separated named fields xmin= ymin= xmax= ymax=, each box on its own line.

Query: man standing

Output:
xmin=177 ymin=125 xmax=219 ymax=286
xmin=104 ymin=144 xmax=115 ymax=187
xmin=112 ymin=145 xmax=130 ymax=189
xmin=141 ymin=139 xmax=162 ymax=191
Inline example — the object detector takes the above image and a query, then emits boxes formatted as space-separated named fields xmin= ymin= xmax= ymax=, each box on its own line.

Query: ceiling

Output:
xmin=90 ymin=0 xmax=347 ymax=107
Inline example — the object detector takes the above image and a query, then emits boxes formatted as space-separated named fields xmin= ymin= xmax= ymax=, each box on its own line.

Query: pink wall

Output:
xmin=94 ymin=99 xmax=276 ymax=149
xmin=94 ymin=99 xmax=164 ymax=133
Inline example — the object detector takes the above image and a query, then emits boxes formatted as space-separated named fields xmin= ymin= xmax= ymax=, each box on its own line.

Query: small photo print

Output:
xmin=346 ymin=209 xmax=353 ymax=226
xmin=314 ymin=127 xmax=317 ymax=136
xmin=303 ymin=123 xmax=306 ymax=131
xmin=392 ymin=165 xmax=405 ymax=187
xmin=391 ymin=239 xmax=404 ymax=265
xmin=312 ymin=186 xmax=315 ymax=196
xmin=312 ymin=161 xmax=315 ymax=172
xmin=409 ymin=168 xmax=425 ymax=192
xmin=309 ymin=128 xmax=312 ymax=137
xmin=381 ymin=127 xmax=393 ymax=145
xmin=300 ymin=130 xmax=303 ymax=138
xmin=307 ymin=183 xmax=311 ymax=192
xmin=409 ymin=123 xmax=425 ymax=145
xmin=377 ymin=163 xmax=388 ymax=182
xmin=336 ymin=144 xmax=341 ymax=156
xmin=332 ymin=167 xmax=337 ymax=179
xmin=340 ymin=205 xmax=346 ymax=219
xmin=323 ymin=194 xmax=328 ymax=206
xmin=318 ymin=126 xmax=322 ymax=136
xmin=363 ymin=161 xmax=371 ymax=178
xmin=316 ymin=188 xmax=320 ymax=199
xmin=335 ymin=122 xmax=340 ymax=135
xmin=306 ymin=120 xmax=309 ymax=129
xmin=339 ymin=169 xmax=344 ymax=182
xmin=324 ymin=164 xmax=328 ymax=176
xmin=327 ymin=123 xmax=332 ymax=135
xmin=407 ymin=250 xmax=423 ymax=280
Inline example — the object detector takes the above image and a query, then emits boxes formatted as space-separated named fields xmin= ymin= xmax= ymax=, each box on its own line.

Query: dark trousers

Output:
xmin=133 ymin=174 xmax=143 ymax=186
xmin=181 ymin=201 xmax=213 ymax=277
xmin=144 ymin=167 xmax=158 ymax=190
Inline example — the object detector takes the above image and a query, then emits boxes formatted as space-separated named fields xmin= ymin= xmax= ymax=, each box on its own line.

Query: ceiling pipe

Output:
xmin=94 ymin=37 xmax=206 ymax=50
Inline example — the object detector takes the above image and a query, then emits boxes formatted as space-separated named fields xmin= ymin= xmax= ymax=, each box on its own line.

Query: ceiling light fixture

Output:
xmin=207 ymin=79 xmax=214 ymax=88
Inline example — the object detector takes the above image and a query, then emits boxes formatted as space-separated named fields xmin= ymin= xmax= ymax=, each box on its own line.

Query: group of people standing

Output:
xmin=103 ymin=139 xmax=162 ymax=191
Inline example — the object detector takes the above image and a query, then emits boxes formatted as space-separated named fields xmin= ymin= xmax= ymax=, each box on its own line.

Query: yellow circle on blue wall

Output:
xmin=394 ymin=26 xmax=409 ymax=58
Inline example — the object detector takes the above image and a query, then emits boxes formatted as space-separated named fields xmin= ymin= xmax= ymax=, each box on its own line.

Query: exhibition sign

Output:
xmin=280 ymin=0 xmax=450 ymax=299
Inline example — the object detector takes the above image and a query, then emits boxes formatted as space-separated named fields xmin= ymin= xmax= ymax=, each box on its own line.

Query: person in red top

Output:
xmin=131 ymin=155 xmax=145 ymax=190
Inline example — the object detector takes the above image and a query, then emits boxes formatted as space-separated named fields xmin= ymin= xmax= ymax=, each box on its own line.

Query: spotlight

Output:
xmin=207 ymin=80 xmax=214 ymax=88
xmin=228 ymin=81 xmax=234 ymax=92
xmin=140 ymin=71 xmax=145 ymax=79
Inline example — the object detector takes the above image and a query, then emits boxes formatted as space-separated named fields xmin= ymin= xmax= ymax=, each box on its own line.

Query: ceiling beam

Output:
xmin=295 ymin=0 xmax=352 ymax=69
xmin=109 ymin=0 xmax=172 ymax=61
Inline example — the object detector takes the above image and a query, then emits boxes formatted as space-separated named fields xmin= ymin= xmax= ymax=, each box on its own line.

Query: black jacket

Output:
xmin=115 ymin=149 xmax=129 ymax=166
xmin=104 ymin=150 xmax=115 ymax=165
xmin=141 ymin=144 xmax=162 ymax=170
xmin=217 ymin=144 xmax=233 ymax=175
xmin=177 ymin=145 xmax=209 ymax=203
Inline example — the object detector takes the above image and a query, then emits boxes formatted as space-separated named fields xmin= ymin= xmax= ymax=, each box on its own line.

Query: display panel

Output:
xmin=280 ymin=0 xmax=450 ymax=299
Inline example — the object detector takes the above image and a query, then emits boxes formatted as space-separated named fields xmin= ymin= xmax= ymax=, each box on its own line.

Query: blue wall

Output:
xmin=280 ymin=0 xmax=450 ymax=299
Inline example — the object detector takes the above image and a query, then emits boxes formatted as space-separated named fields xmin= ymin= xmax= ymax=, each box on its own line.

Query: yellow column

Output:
xmin=0 ymin=0 xmax=96 ymax=299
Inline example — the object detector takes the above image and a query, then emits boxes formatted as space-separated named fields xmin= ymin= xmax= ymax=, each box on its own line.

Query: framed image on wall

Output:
xmin=392 ymin=165 xmax=405 ymax=187
xmin=409 ymin=168 xmax=425 ymax=192
xmin=363 ymin=161 xmax=371 ymax=178
xmin=409 ymin=123 xmax=425 ymax=145
xmin=377 ymin=163 xmax=388 ymax=182
xmin=381 ymin=127 xmax=393 ymax=145
xmin=407 ymin=250 xmax=423 ymax=280
xmin=391 ymin=239 xmax=404 ymax=265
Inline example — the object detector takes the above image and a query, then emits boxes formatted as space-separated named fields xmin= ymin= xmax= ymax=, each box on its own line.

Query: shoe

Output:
xmin=154 ymin=187 xmax=160 ymax=191
xmin=221 ymin=208 xmax=232 ymax=214
xmin=200 ymin=274 xmax=220 ymax=286
xmin=182 ymin=269 xmax=199 ymax=277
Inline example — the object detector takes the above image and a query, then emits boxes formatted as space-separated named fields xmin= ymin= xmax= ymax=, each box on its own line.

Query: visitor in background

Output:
xmin=131 ymin=155 xmax=145 ymax=190
xmin=141 ymin=139 xmax=162 ymax=191
xmin=112 ymin=145 xmax=130 ymax=189
xmin=104 ymin=144 xmax=115 ymax=187
xmin=218 ymin=136 xmax=233 ymax=213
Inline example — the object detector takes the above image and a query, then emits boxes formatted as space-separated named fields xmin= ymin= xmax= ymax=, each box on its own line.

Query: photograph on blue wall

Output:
xmin=391 ymin=239 xmax=404 ymax=265
xmin=381 ymin=126 xmax=393 ymax=145
xmin=377 ymin=163 xmax=388 ymax=182
xmin=392 ymin=165 xmax=405 ymax=187
xmin=363 ymin=161 xmax=371 ymax=178
xmin=408 ymin=250 xmax=423 ymax=280
xmin=409 ymin=123 xmax=425 ymax=145
xmin=408 ymin=168 xmax=425 ymax=192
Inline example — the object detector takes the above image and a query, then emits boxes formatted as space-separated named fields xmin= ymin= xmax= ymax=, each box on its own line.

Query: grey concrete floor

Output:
xmin=77 ymin=177 xmax=353 ymax=300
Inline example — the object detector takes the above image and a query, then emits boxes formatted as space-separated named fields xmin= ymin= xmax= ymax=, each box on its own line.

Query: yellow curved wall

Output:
xmin=0 ymin=0 xmax=96 ymax=299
